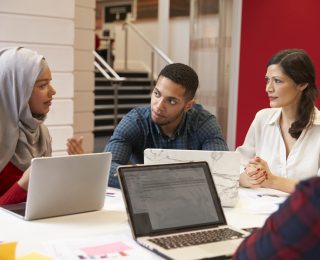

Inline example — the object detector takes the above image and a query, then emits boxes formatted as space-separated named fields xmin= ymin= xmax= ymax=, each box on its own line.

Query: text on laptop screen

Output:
xmin=119 ymin=162 xmax=226 ymax=236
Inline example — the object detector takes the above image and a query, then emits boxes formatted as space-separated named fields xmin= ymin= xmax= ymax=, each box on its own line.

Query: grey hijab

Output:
xmin=0 ymin=47 xmax=52 ymax=172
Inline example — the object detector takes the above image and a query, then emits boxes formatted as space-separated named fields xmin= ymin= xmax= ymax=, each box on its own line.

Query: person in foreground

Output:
xmin=233 ymin=176 xmax=320 ymax=259
xmin=104 ymin=63 xmax=228 ymax=187
xmin=0 ymin=47 xmax=76 ymax=205
xmin=237 ymin=49 xmax=320 ymax=193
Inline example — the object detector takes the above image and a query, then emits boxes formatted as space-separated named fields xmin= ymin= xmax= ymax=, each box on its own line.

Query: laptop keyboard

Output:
xmin=148 ymin=228 xmax=244 ymax=250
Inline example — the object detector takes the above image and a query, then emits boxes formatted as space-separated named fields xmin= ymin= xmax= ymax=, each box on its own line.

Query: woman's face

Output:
xmin=28 ymin=64 xmax=56 ymax=116
xmin=265 ymin=64 xmax=307 ymax=110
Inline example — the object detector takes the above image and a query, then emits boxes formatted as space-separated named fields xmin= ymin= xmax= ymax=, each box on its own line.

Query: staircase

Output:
xmin=94 ymin=70 xmax=154 ymax=137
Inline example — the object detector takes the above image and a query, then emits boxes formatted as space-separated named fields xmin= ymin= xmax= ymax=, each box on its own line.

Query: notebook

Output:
xmin=0 ymin=152 xmax=111 ymax=221
xmin=117 ymin=161 xmax=249 ymax=260
xmin=144 ymin=149 xmax=240 ymax=207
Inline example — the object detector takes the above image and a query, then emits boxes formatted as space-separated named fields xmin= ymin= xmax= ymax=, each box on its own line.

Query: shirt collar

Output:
xmin=313 ymin=107 xmax=320 ymax=125
xmin=266 ymin=107 xmax=320 ymax=125
xmin=154 ymin=123 xmax=161 ymax=135
xmin=175 ymin=112 xmax=187 ymax=136
xmin=266 ymin=108 xmax=282 ymax=125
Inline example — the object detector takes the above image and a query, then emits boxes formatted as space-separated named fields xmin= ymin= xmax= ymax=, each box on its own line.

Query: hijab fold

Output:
xmin=0 ymin=47 xmax=51 ymax=172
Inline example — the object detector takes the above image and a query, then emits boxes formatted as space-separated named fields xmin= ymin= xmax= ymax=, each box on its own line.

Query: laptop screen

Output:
xmin=118 ymin=161 xmax=227 ymax=237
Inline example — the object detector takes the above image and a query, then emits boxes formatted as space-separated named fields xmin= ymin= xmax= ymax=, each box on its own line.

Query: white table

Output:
xmin=0 ymin=187 xmax=286 ymax=258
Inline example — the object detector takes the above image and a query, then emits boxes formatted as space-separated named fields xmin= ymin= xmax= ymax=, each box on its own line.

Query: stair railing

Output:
xmin=93 ymin=50 xmax=125 ymax=81
xmin=93 ymin=50 xmax=125 ymax=128
xmin=123 ymin=21 xmax=173 ymax=84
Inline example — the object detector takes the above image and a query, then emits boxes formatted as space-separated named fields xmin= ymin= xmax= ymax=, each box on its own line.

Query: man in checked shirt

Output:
xmin=233 ymin=176 xmax=320 ymax=259
xmin=104 ymin=63 xmax=228 ymax=188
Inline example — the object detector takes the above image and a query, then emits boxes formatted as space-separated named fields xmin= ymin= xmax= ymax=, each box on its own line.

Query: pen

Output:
xmin=257 ymin=194 xmax=280 ymax=198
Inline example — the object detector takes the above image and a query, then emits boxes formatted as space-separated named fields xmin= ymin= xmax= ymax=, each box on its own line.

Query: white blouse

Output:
xmin=236 ymin=107 xmax=320 ymax=180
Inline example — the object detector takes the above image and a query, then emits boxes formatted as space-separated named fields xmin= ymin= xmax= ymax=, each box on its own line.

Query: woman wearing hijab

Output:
xmin=0 ymin=47 xmax=56 ymax=205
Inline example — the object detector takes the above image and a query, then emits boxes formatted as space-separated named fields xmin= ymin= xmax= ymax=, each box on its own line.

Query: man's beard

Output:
xmin=151 ymin=109 xmax=184 ymax=127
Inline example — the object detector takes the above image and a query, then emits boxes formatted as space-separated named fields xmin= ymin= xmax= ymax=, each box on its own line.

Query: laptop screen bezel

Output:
xmin=118 ymin=161 xmax=228 ymax=238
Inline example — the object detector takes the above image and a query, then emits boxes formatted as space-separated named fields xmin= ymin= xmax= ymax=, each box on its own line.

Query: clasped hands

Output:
xmin=240 ymin=156 xmax=274 ymax=188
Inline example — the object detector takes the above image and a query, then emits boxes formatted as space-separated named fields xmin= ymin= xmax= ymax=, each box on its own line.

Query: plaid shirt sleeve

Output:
xmin=233 ymin=177 xmax=320 ymax=260
xmin=105 ymin=109 xmax=143 ymax=188
xmin=198 ymin=114 xmax=228 ymax=151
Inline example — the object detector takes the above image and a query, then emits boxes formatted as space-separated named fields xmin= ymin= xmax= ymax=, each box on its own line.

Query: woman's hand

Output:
xmin=241 ymin=156 xmax=298 ymax=193
xmin=17 ymin=167 xmax=31 ymax=191
xmin=67 ymin=136 xmax=84 ymax=155
xmin=240 ymin=156 xmax=270 ymax=188
xmin=248 ymin=156 xmax=276 ymax=188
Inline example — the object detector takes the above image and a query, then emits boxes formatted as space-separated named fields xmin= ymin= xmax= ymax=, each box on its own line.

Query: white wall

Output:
xmin=0 ymin=0 xmax=95 ymax=154
xmin=103 ymin=17 xmax=189 ymax=74
xmin=190 ymin=14 xmax=220 ymax=116
xmin=108 ymin=16 xmax=220 ymax=115
xmin=169 ymin=17 xmax=190 ymax=64
xmin=74 ymin=0 xmax=96 ymax=153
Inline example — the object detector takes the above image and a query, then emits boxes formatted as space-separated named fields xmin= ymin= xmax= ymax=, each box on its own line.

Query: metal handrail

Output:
xmin=123 ymin=21 xmax=173 ymax=76
xmin=123 ymin=21 xmax=173 ymax=64
xmin=93 ymin=50 xmax=125 ymax=81
xmin=93 ymin=50 xmax=126 ymax=129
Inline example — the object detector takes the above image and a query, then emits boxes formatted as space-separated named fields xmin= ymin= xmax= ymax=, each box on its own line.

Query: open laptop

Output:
xmin=144 ymin=149 xmax=240 ymax=207
xmin=118 ymin=161 xmax=249 ymax=260
xmin=0 ymin=152 xmax=111 ymax=221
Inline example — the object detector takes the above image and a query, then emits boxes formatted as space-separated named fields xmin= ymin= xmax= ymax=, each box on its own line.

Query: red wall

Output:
xmin=236 ymin=0 xmax=320 ymax=146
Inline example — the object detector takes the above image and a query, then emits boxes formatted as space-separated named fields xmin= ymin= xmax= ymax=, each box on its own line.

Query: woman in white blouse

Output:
xmin=237 ymin=49 xmax=320 ymax=193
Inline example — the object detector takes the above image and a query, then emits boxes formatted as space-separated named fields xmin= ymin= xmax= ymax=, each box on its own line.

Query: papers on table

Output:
xmin=0 ymin=241 xmax=51 ymax=260
xmin=44 ymin=233 xmax=162 ymax=260
xmin=239 ymin=187 xmax=289 ymax=215
xmin=17 ymin=252 xmax=51 ymax=260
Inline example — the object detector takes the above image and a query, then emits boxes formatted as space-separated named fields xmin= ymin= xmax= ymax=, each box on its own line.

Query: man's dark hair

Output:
xmin=157 ymin=63 xmax=199 ymax=100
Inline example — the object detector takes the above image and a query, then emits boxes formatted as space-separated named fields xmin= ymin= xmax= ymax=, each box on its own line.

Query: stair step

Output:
xmin=95 ymin=125 xmax=115 ymax=131
xmin=95 ymin=90 xmax=151 ymax=96
xmin=95 ymin=94 xmax=151 ymax=100
xmin=95 ymin=77 xmax=151 ymax=82
xmin=95 ymin=85 xmax=151 ymax=91
xmin=94 ymin=69 xmax=153 ymax=138
xmin=95 ymin=103 xmax=149 ymax=110
xmin=115 ymin=71 xmax=150 ymax=78
xmin=94 ymin=130 xmax=114 ymax=137
xmin=95 ymin=114 xmax=125 ymax=120
xmin=95 ymin=80 xmax=153 ymax=87
xmin=95 ymin=70 xmax=149 ymax=78
xmin=116 ymin=71 xmax=149 ymax=78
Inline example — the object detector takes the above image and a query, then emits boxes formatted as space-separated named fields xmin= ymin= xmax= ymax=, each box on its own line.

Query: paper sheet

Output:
xmin=44 ymin=234 xmax=161 ymax=260
xmin=17 ymin=252 xmax=51 ymax=260
xmin=239 ymin=187 xmax=289 ymax=215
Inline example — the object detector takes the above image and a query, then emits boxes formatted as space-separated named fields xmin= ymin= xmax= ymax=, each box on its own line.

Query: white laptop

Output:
xmin=144 ymin=149 xmax=240 ymax=207
xmin=0 ymin=152 xmax=111 ymax=221
xmin=117 ymin=161 xmax=249 ymax=260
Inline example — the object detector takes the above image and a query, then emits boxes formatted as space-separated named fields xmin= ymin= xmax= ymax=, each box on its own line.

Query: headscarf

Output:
xmin=0 ymin=47 xmax=52 ymax=172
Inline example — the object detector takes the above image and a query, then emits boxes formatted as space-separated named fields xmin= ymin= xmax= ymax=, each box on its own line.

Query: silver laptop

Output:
xmin=118 ymin=161 xmax=248 ymax=260
xmin=0 ymin=152 xmax=111 ymax=221
xmin=144 ymin=149 xmax=240 ymax=207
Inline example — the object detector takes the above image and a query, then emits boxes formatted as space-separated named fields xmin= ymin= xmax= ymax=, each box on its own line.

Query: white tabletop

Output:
xmin=0 ymin=187 xmax=288 ymax=258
